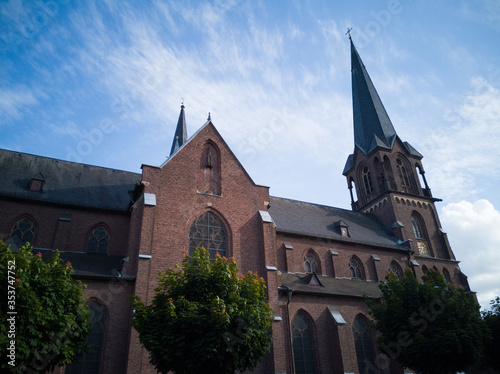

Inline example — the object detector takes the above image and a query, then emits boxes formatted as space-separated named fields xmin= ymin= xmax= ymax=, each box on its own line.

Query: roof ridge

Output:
xmin=0 ymin=148 xmax=141 ymax=175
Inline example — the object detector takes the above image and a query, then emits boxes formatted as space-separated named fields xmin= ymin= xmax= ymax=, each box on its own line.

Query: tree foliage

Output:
xmin=482 ymin=297 xmax=500 ymax=371
xmin=368 ymin=269 xmax=486 ymax=374
xmin=0 ymin=241 xmax=91 ymax=373
xmin=130 ymin=249 xmax=273 ymax=374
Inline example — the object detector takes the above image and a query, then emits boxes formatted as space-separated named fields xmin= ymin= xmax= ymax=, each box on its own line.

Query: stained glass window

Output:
xmin=188 ymin=212 xmax=227 ymax=260
xmin=389 ymin=261 xmax=404 ymax=280
xmin=65 ymin=301 xmax=106 ymax=374
xmin=353 ymin=315 xmax=379 ymax=374
xmin=10 ymin=218 xmax=35 ymax=244
xmin=304 ymin=252 xmax=318 ymax=273
xmin=292 ymin=312 xmax=318 ymax=374
xmin=349 ymin=257 xmax=364 ymax=279
xmin=87 ymin=227 xmax=109 ymax=253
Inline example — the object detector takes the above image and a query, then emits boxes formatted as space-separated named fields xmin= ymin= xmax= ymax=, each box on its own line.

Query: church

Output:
xmin=0 ymin=39 xmax=471 ymax=374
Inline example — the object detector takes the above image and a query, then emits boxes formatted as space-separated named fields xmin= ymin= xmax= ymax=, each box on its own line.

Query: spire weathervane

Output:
xmin=345 ymin=27 xmax=353 ymax=39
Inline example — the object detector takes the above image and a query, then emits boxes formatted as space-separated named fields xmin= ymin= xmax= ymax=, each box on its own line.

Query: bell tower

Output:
xmin=343 ymin=38 xmax=454 ymax=261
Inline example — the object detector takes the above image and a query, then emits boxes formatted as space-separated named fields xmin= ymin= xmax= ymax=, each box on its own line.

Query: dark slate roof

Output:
xmin=0 ymin=149 xmax=141 ymax=211
xmin=169 ymin=104 xmax=188 ymax=156
xmin=351 ymin=39 xmax=397 ymax=155
xmin=281 ymin=273 xmax=381 ymax=299
xmin=403 ymin=141 xmax=423 ymax=158
xmin=36 ymin=249 xmax=131 ymax=280
xmin=269 ymin=196 xmax=408 ymax=251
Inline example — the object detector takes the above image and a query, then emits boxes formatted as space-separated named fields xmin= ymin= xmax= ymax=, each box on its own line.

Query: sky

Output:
xmin=1 ymin=0 xmax=499 ymax=310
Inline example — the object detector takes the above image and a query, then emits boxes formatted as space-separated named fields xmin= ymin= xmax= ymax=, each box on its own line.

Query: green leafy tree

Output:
xmin=368 ymin=269 xmax=486 ymax=374
xmin=0 ymin=241 xmax=91 ymax=373
xmin=130 ymin=249 xmax=273 ymax=374
xmin=482 ymin=297 xmax=500 ymax=371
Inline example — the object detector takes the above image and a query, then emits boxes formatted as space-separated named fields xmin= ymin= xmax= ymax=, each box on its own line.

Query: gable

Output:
xmin=142 ymin=120 xmax=266 ymax=193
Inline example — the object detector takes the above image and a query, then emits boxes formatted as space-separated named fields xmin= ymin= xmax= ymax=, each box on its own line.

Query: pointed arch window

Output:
xmin=65 ymin=301 xmax=106 ymax=374
xmin=304 ymin=251 xmax=319 ymax=273
xmin=362 ymin=166 xmax=374 ymax=195
xmin=389 ymin=261 xmax=404 ymax=280
xmin=189 ymin=212 xmax=227 ymax=261
xmin=87 ymin=227 xmax=109 ymax=253
xmin=10 ymin=218 xmax=35 ymax=244
xmin=349 ymin=256 xmax=365 ymax=280
xmin=396 ymin=158 xmax=411 ymax=187
xmin=411 ymin=215 xmax=430 ymax=256
xmin=292 ymin=312 xmax=318 ymax=374
xmin=353 ymin=315 xmax=379 ymax=374
xmin=443 ymin=268 xmax=452 ymax=283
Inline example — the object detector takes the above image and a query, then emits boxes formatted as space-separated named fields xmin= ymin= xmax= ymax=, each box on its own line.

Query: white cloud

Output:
xmin=417 ymin=77 xmax=500 ymax=203
xmin=441 ymin=199 xmax=500 ymax=310
xmin=0 ymin=85 xmax=39 ymax=122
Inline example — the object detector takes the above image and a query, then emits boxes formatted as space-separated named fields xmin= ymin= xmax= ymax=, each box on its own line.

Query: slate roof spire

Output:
xmin=169 ymin=103 xmax=188 ymax=156
xmin=350 ymin=38 xmax=397 ymax=154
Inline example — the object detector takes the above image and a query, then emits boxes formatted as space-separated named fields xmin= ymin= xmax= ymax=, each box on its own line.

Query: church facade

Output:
xmin=0 ymin=40 xmax=471 ymax=374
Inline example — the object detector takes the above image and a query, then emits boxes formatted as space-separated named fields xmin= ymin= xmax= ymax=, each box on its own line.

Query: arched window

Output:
xmin=443 ymin=268 xmax=452 ymax=283
xmin=304 ymin=251 xmax=319 ymax=273
xmin=349 ymin=256 xmax=365 ymax=280
xmin=87 ymin=227 xmax=109 ymax=253
xmin=422 ymin=265 xmax=429 ymax=274
xmin=292 ymin=312 xmax=318 ymax=374
xmin=362 ymin=166 xmax=374 ymax=196
xmin=411 ymin=215 xmax=430 ymax=256
xmin=396 ymin=158 xmax=411 ymax=187
xmin=389 ymin=261 xmax=404 ymax=280
xmin=65 ymin=301 xmax=106 ymax=374
xmin=353 ymin=315 xmax=379 ymax=374
xmin=10 ymin=217 xmax=35 ymax=244
xmin=188 ymin=212 xmax=227 ymax=260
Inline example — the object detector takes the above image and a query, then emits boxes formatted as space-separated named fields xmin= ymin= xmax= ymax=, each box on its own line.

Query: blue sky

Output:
xmin=1 ymin=0 xmax=499 ymax=309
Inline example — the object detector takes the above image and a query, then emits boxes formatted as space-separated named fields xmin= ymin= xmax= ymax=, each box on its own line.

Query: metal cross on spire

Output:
xmin=345 ymin=27 xmax=353 ymax=39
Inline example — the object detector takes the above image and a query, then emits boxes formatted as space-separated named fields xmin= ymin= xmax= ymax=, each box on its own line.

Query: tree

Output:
xmin=482 ymin=297 xmax=500 ymax=372
xmin=0 ymin=241 xmax=91 ymax=374
xmin=367 ymin=269 xmax=487 ymax=374
xmin=130 ymin=249 xmax=273 ymax=374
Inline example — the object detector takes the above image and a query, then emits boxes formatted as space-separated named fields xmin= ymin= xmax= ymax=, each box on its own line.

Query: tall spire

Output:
xmin=169 ymin=103 xmax=188 ymax=156
xmin=350 ymin=39 xmax=397 ymax=154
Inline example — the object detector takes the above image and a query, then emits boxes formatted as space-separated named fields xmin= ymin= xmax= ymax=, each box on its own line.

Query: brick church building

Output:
xmin=0 ymin=40 xmax=471 ymax=374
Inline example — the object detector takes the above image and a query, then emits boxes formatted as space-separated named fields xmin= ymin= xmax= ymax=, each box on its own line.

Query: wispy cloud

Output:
xmin=441 ymin=199 xmax=500 ymax=309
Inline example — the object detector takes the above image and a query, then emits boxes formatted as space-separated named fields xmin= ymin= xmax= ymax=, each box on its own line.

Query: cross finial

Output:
xmin=207 ymin=112 xmax=211 ymax=121
xmin=345 ymin=27 xmax=353 ymax=39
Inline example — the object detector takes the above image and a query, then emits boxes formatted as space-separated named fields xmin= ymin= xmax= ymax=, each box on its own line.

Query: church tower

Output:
xmin=343 ymin=38 xmax=455 ymax=261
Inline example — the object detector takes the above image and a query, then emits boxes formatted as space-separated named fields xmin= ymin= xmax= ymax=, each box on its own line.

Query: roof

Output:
xmin=281 ymin=273 xmax=381 ymax=299
xmin=169 ymin=104 xmax=188 ymax=156
xmin=350 ymin=39 xmax=397 ymax=155
xmin=36 ymin=249 xmax=131 ymax=280
xmin=269 ymin=196 xmax=408 ymax=251
xmin=0 ymin=149 xmax=141 ymax=211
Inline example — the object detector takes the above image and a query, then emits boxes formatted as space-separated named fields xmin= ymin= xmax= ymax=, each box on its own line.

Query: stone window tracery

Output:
xmin=353 ymin=315 xmax=379 ymax=374
xmin=397 ymin=158 xmax=411 ymax=187
xmin=10 ymin=218 xmax=35 ymax=244
xmin=292 ymin=312 xmax=318 ymax=374
xmin=389 ymin=261 xmax=404 ymax=280
xmin=87 ymin=227 xmax=109 ymax=253
xmin=349 ymin=256 xmax=365 ymax=280
xmin=188 ymin=212 xmax=227 ymax=261
xmin=65 ymin=301 xmax=106 ymax=374
xmin=304 ymin=252 xmax=319 ymax=273
xmin=362 ymin=166 xmax=374 ymax=196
